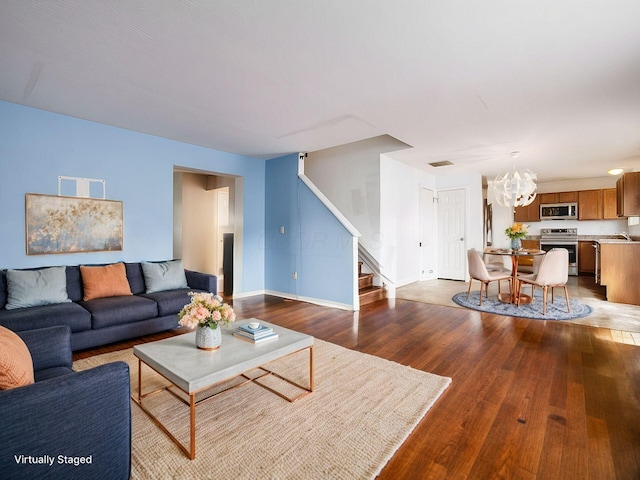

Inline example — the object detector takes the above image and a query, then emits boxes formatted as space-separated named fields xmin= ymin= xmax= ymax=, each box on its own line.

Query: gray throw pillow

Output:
xmin=141 ymin=260 xmax=188 ymax=293
xmin=5 ymin=266 xmax=71 ymax=310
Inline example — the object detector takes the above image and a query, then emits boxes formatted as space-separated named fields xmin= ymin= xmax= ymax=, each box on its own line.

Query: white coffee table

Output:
xmin=132 ymin=319 xmax=314 ymax=459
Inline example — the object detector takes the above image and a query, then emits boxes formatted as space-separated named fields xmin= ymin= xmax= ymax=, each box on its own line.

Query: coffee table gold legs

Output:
xmin=251 ymin=345 xmax=314 ymax=402
xmin=131 ymin=359 xmax=197 ymax=459
xmin=310 ymin=346 xmax=314 ymax=392
xmin=132 ymin=347 xmax=314 ymax=460
xmin=189 ymin=393 xmax=196 ymax=460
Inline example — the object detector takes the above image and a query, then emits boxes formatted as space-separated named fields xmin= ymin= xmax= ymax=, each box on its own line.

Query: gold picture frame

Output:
xmin=26 ymin=193 xmax=123 ymax=255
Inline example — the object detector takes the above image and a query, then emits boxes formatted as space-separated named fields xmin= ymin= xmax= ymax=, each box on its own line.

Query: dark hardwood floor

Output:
xmin=73 ymin=295 xmax=640 ymax=479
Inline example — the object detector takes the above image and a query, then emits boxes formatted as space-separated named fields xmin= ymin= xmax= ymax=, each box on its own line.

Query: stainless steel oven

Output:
xmin=539 ymin=228 xmax=578 ymax=276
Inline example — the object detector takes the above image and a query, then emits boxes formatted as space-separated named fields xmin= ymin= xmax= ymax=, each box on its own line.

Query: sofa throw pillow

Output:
xmin=80 ymin=263 xmax=133 ymax=301
xmin=141 ymin=260 xmax=188 ymax=293
xmin=5 ymin=266 xmax=71 ymax=310
xmin=0 ymin=326 xmax=35 ymax=390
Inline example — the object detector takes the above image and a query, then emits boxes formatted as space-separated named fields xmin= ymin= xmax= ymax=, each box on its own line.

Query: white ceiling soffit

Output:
xmin=1 ymin=1 xmax=640 ymax=183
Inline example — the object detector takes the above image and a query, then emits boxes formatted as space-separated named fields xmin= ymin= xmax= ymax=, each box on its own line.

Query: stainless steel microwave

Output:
xmin=540 ymin=202 xmax=578 ymax=220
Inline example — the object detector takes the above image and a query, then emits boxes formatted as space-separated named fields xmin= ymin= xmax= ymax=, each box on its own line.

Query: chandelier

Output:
xmin=490 ymin=152 xmax=537 ymax=207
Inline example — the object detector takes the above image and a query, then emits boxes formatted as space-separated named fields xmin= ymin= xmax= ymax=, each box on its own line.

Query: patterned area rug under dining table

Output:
xmin=74 ymin=338 xmax=451 ymax=479
xmin=453 ymin=290 xmax=592 ymax=320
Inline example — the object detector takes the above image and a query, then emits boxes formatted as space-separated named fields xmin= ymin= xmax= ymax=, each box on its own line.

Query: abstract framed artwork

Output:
xmin=26 ymin=194 xmax=123 ymax=255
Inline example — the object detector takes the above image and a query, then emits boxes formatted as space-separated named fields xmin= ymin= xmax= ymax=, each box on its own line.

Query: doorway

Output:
xmin=437 ymin=188 xmax=467 ymax=281
xmin=173 ymin=169 xmax=238 ymax=295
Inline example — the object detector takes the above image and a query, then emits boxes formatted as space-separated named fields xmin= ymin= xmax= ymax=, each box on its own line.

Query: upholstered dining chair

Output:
xmin=516 ymin=248 xmax=570 ymax=315
xmin=467 ymin=249 xmax=512 ymax=306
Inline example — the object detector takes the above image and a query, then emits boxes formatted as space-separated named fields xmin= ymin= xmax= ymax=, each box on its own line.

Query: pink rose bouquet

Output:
xmin=178 ymin=292 xmax=236 ymax=330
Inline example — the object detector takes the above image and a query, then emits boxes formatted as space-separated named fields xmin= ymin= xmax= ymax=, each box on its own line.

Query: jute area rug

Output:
xmin=74 ymin=339 xmax=451 ymax=479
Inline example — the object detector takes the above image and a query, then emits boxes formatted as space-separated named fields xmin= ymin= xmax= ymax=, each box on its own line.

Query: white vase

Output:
xmin=196 ymin=325 xmax=222 ymax=350
xmin=510 ymin=238 xmax=522 ymax=250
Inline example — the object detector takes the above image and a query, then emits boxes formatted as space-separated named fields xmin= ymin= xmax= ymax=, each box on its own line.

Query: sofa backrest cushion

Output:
xmin=5 ymin=267 xmax=71 ymax=310
xmin=141 ymin=260 xmax=188 ymax=293
xmin=0 ymin=270 xmax=6 ymax=309
xmin=125 ymin=262 xmax=146 ymax=294
xmin=80 ymin=263 xmax=133 ymax=301
xmin=64 ymin=265 xmax=83 ymax=302
xmin=0 ymin=325 xmax=35 ymax=390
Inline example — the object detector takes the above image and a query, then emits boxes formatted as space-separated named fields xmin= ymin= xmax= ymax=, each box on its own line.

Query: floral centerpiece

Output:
xmin=179 ymin=292 xmax=236 ymax=350
xmin=505 ymin=223 xmax=528 ymax=250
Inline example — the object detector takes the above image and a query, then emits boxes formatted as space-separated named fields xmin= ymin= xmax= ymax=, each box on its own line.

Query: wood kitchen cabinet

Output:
xmin=616 ymin=172 xmax=640 ymax=217
xmin=538 ymin=193 xmax=558 ymax=204
xmin=600 ymin=243 xmax=640 ymax=305
xmin=578 ymin=241 xmax=596 ymax=274
xmin=578 ymin=189 xmax=603 ymax=220
xmin=603 ymin=188 xmax=618 ymax=219
xmin=538 ymin=191 xmax=578 ymax=204
xmin=513 ymin=195 xmax=540 ymax=222
xmin=558 ymin=191 xmax=578 ymax=202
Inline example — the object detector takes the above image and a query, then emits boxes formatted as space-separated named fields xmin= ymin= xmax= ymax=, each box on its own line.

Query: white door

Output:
xmin=437 ymin=188 xmax=467 ymax=280
xmin=419 ymin=187 xmax=437 ymax=280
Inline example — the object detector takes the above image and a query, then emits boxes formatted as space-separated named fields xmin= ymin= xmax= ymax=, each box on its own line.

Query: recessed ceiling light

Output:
xmin=608 ymin=168 xmax=624 ymax=175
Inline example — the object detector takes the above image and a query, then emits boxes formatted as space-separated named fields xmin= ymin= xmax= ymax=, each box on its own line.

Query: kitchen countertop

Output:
xmin=525 ymin=235 xmax=639 ymax=242
xmin=595 ymin=239 xmax=640 ymax=244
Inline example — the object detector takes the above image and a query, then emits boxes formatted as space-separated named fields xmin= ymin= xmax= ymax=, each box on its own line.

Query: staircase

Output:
xmin=358 ymin=262 xmax=386 ymax=306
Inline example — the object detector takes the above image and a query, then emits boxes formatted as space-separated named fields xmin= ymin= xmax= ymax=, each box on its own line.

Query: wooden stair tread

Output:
xmin=357 ymin=264 xmax=385 ymax=305
xmin=359 ymin=285 xmax=386 ymax=306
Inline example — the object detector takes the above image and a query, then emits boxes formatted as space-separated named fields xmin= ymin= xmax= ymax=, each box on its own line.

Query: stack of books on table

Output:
xmin=233 ymin=323 xmax=279 ymax=343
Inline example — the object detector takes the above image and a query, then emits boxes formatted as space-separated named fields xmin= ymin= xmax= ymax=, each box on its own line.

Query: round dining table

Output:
xmin=483 ymin=248 xmax=546 ymax=304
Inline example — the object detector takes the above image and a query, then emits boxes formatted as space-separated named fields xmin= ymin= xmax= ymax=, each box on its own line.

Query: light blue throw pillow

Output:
xmin=5 ymin=266 xmax=71 ymax=310
xmin=141 ymin=260 xmax=188 ymax=293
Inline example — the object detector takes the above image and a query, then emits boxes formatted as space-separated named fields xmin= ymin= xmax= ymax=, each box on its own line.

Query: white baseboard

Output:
xmin=231 ymin=289 xmax=266 ymax=299
xmin=396 ymin=275 xmax=422 ymax=288
xmin=264 ymin=290 xmax=356 ymax=311
xmin=232 ymin=289 xmax=356 ymax=311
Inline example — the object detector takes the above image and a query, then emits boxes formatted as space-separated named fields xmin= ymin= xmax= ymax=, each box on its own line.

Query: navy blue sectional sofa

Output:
xmin=0 ymin=262 xmax=217 ymax=351
xmin=0 ymin=325 xmax=131 ymax=480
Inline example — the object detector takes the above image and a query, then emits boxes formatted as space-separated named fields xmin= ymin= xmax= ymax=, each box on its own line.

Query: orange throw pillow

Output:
xmin=0 ymin=326 xmax=35 ymax=390
xmin=80 ymin=263 xmax=133 ymax=301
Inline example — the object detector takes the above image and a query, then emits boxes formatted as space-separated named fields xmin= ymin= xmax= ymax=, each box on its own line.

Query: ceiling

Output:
xmin=1 ymin=1 xmax=640 ymax=183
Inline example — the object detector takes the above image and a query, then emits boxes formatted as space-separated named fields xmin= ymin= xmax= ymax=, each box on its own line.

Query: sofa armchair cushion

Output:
xmin=17 ymin=325 xmax=73 ymax=373
xmin=141 ymin=259 xmax=188 ymax=293
xmin=5 ymin=266 xmax=71 ymax=310
xmin=0 ymin=302 xmax=92 ymax=333
xmin=80 ymin=295 xmax=158 ymax=329
xmin=80 ymin=262 xmax=132 ymax=301
xmin=0 ymin=326 xmax=34 ymax=390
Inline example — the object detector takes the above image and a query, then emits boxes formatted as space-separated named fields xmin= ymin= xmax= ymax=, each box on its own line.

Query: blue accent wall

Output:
xmin=0 ymin=101 xmax=265 ymax=294
xmin=265 ymin=154 xmax=355 ymax=307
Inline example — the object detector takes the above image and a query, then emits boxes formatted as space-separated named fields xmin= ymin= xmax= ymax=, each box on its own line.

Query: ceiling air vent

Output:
xmin=428 ymin=161 xmax=453 ymax=167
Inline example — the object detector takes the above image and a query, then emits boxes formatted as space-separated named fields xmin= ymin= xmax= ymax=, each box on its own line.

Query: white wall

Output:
xmin=380 ymin=155 xmax=435 ymax=286
xmin=179 ymin=173 xmax=217 ymax=274
xmin=537 ymin=176 xmax=617 ymax=193
xmin=305 ymin=135 xmax=410 ymax=260
xmin=308 ymin=140 xmax=484 ymax=285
